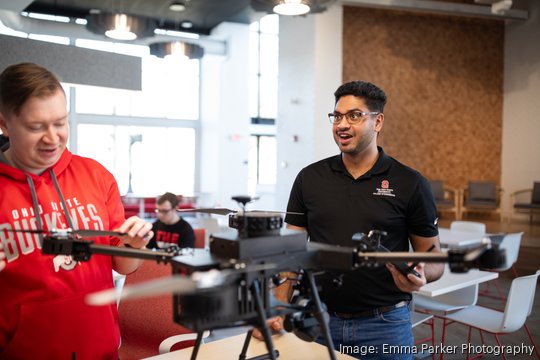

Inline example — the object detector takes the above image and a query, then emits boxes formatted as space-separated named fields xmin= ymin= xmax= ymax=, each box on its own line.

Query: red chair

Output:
xmin=143 ymin=196 xmax=158 ymax=218
xmin=193 ymin=228 xmax=206 ymax=249
xmin=121 ymin=196 xmax=141 ymax=218
xmin=118 ymin=261 xmax=196 ymax=359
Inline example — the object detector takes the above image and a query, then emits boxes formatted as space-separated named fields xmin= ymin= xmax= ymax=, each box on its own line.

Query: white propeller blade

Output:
xmin=86 ymin=275 xmax=197 ymax=306
xmin=86 ymin=269 xmax=226 ymax=306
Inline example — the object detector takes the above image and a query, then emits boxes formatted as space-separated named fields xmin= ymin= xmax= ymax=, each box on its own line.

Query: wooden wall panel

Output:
xmin=342 ymin=7 xmax=504 ymax=191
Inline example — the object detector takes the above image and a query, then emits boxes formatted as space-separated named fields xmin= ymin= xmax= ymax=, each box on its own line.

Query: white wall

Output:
xmin=275 ymin=6 xmax=343 ymax=210
xmin=501 ymin=0 xmax=540 ymax=219
xmin=199 ymin=22 xmax=251 ymax=211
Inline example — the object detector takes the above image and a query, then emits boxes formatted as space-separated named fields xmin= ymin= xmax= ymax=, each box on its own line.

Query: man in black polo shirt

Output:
xmin=279 ymin=81 xmax=444 ymax=359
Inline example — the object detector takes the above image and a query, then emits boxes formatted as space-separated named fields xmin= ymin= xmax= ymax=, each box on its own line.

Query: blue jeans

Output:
xmin=316 ymin=306 xmax=413 ymax=360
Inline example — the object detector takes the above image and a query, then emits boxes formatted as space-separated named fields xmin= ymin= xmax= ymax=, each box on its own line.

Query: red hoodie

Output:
xmin=0 ymin=149 xmax=125 ymax=359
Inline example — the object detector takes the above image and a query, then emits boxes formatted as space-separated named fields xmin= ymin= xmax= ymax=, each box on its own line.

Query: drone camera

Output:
xmin=228 ymin=214 xmax=283 ymax=238
xmin=283 ymin=294 xmax=330 ymax=343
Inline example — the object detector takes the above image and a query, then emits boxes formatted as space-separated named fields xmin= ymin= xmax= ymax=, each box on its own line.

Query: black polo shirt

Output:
xmin=285 ymin=147 xmax=438 ymax=313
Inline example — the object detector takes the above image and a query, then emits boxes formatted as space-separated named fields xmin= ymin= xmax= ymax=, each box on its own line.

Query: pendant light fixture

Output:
xmin=251 ymin=0 xmax=335 ymax=16
xmin=149 ymin=41 xmax=204 ymax=60
xmin=273 ymin=0 xmax=310 ymax=15
xmin=169 ymin=1 xmax=188 ymax=12
xmin=86 ymin=11 xmax=156 ymax=40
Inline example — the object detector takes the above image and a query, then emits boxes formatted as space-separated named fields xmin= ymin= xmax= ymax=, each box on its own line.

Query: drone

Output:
xmin=177 ymin=195 xmax=303 ymax=238
xmin=6 ymin=196 xmax=507 ymax=360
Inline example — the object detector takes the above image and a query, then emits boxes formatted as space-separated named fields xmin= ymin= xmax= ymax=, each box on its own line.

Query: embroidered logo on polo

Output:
xmin=373 ymin=179 xmax=396 ymax=197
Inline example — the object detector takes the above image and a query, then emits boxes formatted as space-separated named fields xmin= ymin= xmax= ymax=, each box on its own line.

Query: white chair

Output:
xmin=413 ymin=284 xmax=479 ymax=358
xmin=443 ymin=270 xmax=540 ymax=360
xmin=449 ymin=221 xmax=486 ymax=234
xmin=480 ymin=232 xmax=523 ymax=302
xmin=159 ymin=330 xmax=210 ymax=354
xmin=411 ymin=311 xmax=435 ymax=359
xmin=112 ymin=270 xmax=126 ymax=308
xmin=414 ymin=284 xmax=478 ymax=312
xmin=495 ymin=232 xmax=522 ymax=275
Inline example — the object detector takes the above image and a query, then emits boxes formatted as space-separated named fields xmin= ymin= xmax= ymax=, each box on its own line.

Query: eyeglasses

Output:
xmin=328 ymin=110 xmax=379 ymax=125
xmin=155 ymin=208 xmax=174 ymax=214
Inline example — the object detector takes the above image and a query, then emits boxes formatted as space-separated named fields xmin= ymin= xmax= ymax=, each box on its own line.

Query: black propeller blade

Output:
xmin=176 ymin=208 xmax=304 ymax=216
xmin=6 ymin=229 xmax=126 ymax=237
xmin=74 ymin=229 xmax=126 ymax=237
xmin=176 ymin=208 xmax=236 ymax=216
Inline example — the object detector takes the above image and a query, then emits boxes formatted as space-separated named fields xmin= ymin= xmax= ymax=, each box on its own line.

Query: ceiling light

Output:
xmin=86 ymin=12 xmax=156 ymax=41
xmin=169 ymin=1 xmax=187 ymax=12
xmin=491 ymin=0 xmax=512 ymax=14
xmin=149 ymin=41 xmax=204 ymax=59
xmin=181 ymin=21 xmax=194 ymax=29
xmin=105 ymin=14 xmax=137 ymax=40
xmin=251 ymin=0 xmax=334 ymax=16
xmin=273 ymin=0 xmax=310 ymax=15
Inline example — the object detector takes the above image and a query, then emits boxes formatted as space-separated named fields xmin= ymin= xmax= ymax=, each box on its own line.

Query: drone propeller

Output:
xmin=177 ymin=208 xmax=237 ymax=216
xmin=177 ymin=208 xmax=303 ymax=217
xmin=75 ymin=229 xmax=126 ymax=237
xmin=7 ymin=228 xmax=126 ymax=237
xmin=241 ymin=210 xmax=304 ymax=216
xmin=86 ymin=269 xmax=223 ymax=305
xmin=87 ymin=262 xmax=278 ymax=305
xmin=7 ymin=229 xmax=47 ymax=234
xmin=176 ymin=195 xmax=304 ymax=217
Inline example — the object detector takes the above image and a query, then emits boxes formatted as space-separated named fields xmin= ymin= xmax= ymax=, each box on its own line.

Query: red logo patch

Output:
xmin=381 ymin=180 xmax=389 ymax=189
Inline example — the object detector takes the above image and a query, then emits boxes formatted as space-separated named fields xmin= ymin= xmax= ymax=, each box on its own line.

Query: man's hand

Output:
xmin=116 ymin=216 xmax=153 ymax=249
xmin=112 ymin=216 xmax=153 ymax=274
xmin=252 ymin=316 xmax=285 ymax=340
xmin=0 ymin=242 xmax=6 ymax=272
xmin=386 ymin=262 xmax=426 ymax=292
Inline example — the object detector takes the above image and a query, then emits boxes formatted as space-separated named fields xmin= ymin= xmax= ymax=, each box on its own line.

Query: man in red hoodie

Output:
xmin=0 ymin=62 xmax=154 ymax=359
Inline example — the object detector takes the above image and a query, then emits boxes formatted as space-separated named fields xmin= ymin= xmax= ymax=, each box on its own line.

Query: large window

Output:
xmin=71 ymin=39 xmax=200 ymax=197
xmin=248 ymin=15 xmax=279 ymax=193
xmin=77 ymin=124 xmax=195 ymax=196
xmin=249 ymin=135 xmax=277 ymax=186
xmin=74 ymin=39 xmax=200 ymax=120
xmin=249 ymin=15 xmax=279 ymax=121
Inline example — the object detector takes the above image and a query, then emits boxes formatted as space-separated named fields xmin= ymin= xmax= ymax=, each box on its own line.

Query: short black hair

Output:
xmin=334 ymin=80 xmax=387 ymax=113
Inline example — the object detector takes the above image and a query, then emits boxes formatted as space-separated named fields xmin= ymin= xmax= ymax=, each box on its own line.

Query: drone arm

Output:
xmin=40 ymin=237 xmax=175 ymax=264
xmin=304 ymin=240 xmax=504 ymax=273
xmin=94 ymin=244 xmax=175 ymax=264
xmin=354 ymin=246 xmax=504 ymax=273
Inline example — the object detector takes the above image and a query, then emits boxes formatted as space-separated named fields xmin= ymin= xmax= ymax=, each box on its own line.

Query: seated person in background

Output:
xmin=147 ymin=192 xmax=195 ymax=249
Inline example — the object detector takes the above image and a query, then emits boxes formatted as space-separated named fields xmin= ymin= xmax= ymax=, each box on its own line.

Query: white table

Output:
xmin=438 ymin=228 xmax=485 ymax=248
xmin=143 ymin=332 xmax=356 ymax=360
xmin=417 ymin=267 xmax=498 ymax=297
